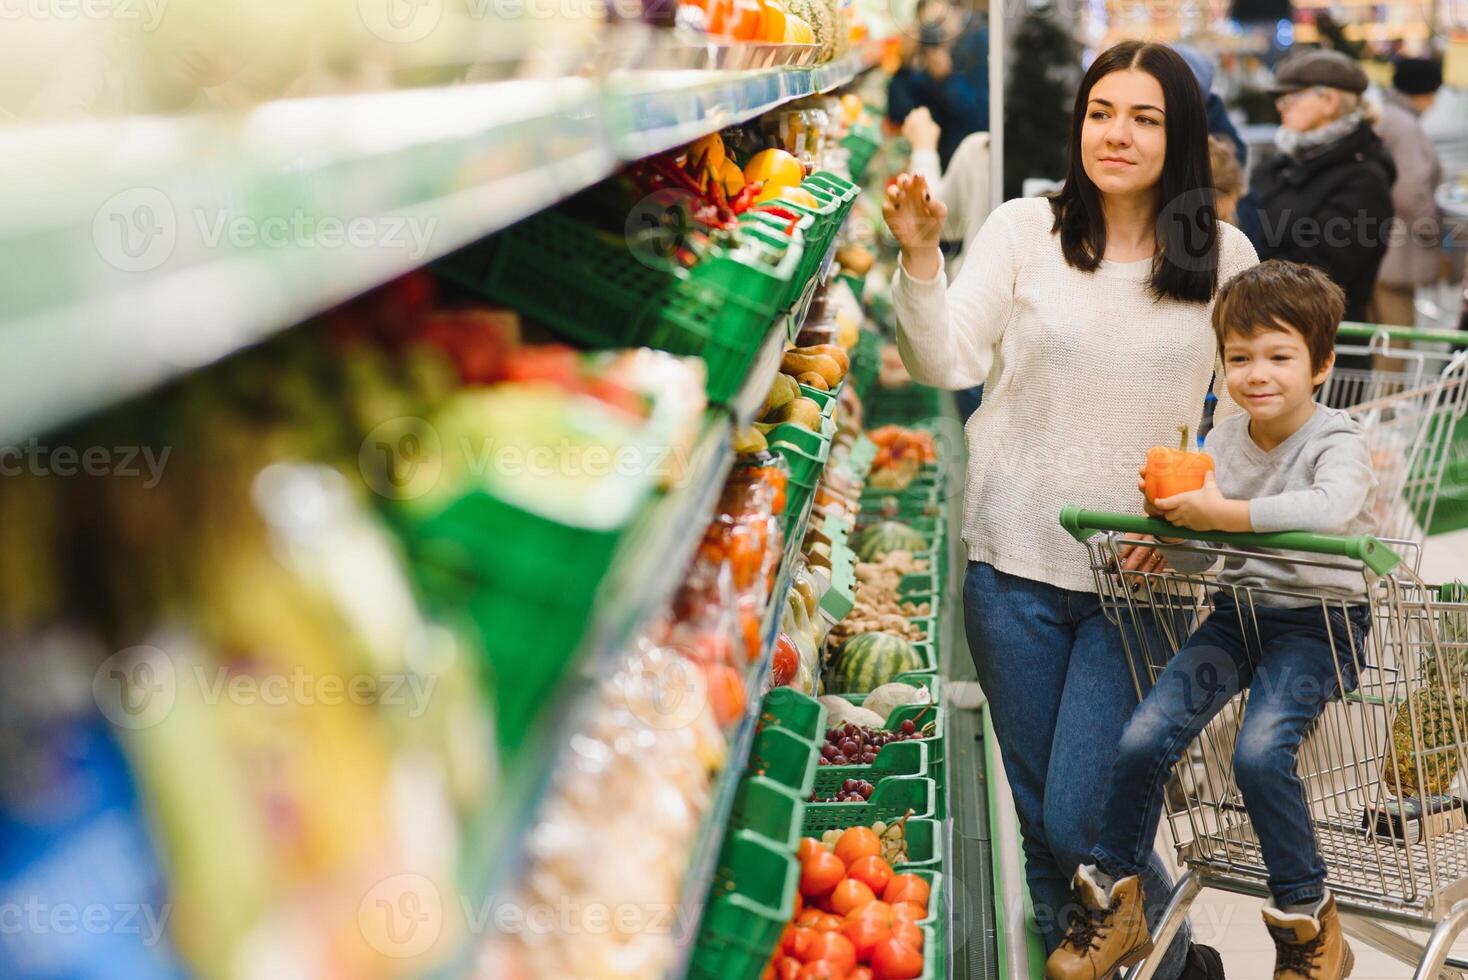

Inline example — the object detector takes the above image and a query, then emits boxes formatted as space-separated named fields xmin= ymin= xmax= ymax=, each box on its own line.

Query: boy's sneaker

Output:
xmin=1044 ymin=867 xmax=1152 ymax=980
xmin=1262 ymin=893 xmax=1355 ymax=980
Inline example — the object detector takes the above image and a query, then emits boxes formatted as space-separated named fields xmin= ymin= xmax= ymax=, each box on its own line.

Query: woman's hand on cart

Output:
xmin=1116 ymin=534 xmax=1169 ymax=576
xmin=884 ymin=173 xmax=947 ymax=279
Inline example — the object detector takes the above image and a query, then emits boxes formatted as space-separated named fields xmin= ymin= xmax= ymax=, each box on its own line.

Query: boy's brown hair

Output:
xmin=1212 ymin=260 xmax=1345 ymax=377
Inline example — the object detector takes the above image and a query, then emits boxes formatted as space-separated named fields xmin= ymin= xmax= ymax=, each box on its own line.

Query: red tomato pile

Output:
xmin=762 ymin=829 xmax=931 ymax=980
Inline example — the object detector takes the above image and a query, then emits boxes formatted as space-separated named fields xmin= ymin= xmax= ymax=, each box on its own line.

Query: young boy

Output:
xmin=1046 ymin=261 xmax=1378 ymax=980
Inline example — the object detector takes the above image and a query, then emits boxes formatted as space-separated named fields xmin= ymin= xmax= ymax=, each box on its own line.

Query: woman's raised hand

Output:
xmin=883 ymin=172 xmax=948 ymax=258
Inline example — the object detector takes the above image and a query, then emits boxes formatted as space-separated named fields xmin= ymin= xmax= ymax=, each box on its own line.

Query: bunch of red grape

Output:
xmin=812 ymin=779 xmax=875 ymax=803
xmin=817 ymin=720 xmax=923 ymax=767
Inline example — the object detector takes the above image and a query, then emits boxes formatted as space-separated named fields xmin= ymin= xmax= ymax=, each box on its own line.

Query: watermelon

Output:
xmin=828 ymin=632 xmax=925 ymax=694
xmin=855 ymin=521 xmax=929 ymax=562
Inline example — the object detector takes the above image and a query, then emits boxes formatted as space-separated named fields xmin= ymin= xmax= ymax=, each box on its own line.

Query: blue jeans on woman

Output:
xmin=1091 ymin=594 xmax=1370 ymax=907
xmin=963 ymin=561 xmax=1191 ymax=980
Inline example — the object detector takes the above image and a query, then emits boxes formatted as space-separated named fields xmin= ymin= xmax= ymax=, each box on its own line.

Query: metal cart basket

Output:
xmin=1061 ymin=507 xmax=1468 ymax=980
xmin=1327 ymin=323 xmax=1468 ymax=544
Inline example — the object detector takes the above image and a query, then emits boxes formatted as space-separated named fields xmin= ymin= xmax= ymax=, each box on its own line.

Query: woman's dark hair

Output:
xmin=1048 ymin=40 xmax=1220 ymax=303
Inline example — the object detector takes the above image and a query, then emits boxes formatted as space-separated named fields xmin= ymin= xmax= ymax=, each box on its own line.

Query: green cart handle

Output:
xmin=1336 ymin=321 xmax=1468 ymax=346
xmin=1057 ymin=506 xmax=1402 ymax=576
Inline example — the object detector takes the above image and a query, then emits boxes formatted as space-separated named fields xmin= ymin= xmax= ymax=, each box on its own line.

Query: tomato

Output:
xmin=775 ymin=956 xmax=803 ymax=980
xmin=800 ymin=851 xmax=847 ymax=897
xmin=796 ymin=837 xmax=823 ymax=864
xmin=797 ymin=909 xmax=825 ymax=929
xmin=840 ymin=914 xmax=892 ymax=960
xmin=882 ymin=875 xmax=930 ymax=912
xmin=890 ymin=902 xmax=926 ymax=924
xmin=797 ymin=962 xmax=846 ymax=980
xmin=870 ymin=938 xmax=923 ymax=979
xmin=846 ymin=900 xmax=894 ymax=928
xmin=834 ymin=827 xmax=882 ymax=867
xmin=890 ymin=919 xmax=923 ymax=952
xmin=785 ymin=926 xmax=818 ymax=960
xmin=772 ymin=632 xmax=800 ymax=686
xmin=813 ymin=913 xmax=844 ymax=934
xmin=830 ymin=878 xmax=876 ymax=916
xmin=802 ymin=932 xmax=857 ymax=973
xmin=850 ymin=970 xmax=874 ymax=980
xmin=846 ymin=856 xmax=894 ymax=895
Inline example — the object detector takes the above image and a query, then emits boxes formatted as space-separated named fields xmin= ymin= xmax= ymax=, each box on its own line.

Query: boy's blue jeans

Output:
xmin=963 ymin=562 xmax=1191 ymax=980
xmin=1091 ymin=593 xmax=1371 ymax=907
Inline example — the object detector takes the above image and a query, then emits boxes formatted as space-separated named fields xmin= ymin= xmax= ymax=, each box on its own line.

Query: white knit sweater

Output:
xmin=892 ymin=196 xmax=1259 ymax=592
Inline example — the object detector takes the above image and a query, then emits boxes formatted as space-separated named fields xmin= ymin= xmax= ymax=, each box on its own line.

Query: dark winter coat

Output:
xmin=1250 ymin=121 xmax=1396 ymax=323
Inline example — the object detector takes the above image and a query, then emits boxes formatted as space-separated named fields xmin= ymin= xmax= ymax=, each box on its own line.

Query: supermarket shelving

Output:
xmin=666 ymin=461 xmax=820 ymax=980
xmin=434 ymin=299 xmax=808 ymax=974
xmin=0 ymin=51 xmax=871 ymax=445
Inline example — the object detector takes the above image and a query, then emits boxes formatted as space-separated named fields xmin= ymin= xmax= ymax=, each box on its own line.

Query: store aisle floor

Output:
xmin=1181 ymin=528 xmax=1468 ymax=980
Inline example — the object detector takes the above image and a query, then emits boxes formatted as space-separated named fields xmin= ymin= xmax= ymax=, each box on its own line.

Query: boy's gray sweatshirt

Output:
xmin=1161 ymin=405 xmax=1379 ymax=605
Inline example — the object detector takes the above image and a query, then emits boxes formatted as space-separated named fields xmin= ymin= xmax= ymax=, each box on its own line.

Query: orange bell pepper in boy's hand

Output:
xmin=1143 ymin=425 xmax=1214 ymax=506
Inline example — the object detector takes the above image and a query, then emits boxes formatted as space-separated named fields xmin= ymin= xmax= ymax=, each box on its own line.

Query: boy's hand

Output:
xmin=1153 ymin=473 xmax=1251 ymax=533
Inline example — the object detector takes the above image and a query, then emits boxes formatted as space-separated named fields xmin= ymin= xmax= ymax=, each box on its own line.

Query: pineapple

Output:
xmin=1388 ymin=685 xmax=1467 ymax=797
xmin=1387 ymin=581 xmax=1468 ymax=798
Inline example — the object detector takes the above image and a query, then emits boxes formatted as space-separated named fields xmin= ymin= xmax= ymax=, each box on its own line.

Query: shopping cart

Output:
xmin=1060 ymin=507 xmax=1468 ymax=980
xmin=1325 ymin=323 xmax=1468 ymax=543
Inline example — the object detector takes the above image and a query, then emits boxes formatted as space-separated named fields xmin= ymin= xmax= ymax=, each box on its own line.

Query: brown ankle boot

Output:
xmin=1045 ymin=867 xmax=1153 ymax=980
xmin=1262 ymin=893 xmax=1355 ymax=980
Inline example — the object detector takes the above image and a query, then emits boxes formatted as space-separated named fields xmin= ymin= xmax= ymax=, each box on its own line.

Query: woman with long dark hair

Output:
xmin=884 ymin=40 xmax=1257 ymax=980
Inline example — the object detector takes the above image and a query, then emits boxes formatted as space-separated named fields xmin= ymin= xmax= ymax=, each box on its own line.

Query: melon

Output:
xmin=787 ymin=0 xmax=835 ymax=61
xmin=828 ymin=631 xmax=925 ymax=694
xmin=855 ymin=521 xmax=929 ymax=562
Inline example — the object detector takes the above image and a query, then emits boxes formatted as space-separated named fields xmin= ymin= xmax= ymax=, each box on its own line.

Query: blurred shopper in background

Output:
xmin=901 ymin=105 xmax=993 ymax=420
xmin=1208 ymin=136 xmax=1244 ymax=225
xmin=1251 ymin=49 xmax=1395 ymax=328
xmin=1370 ymin=57 xmax=1444 ymax=328
xmin=886 ymin=0 xmax=988 ymax=170
xmin=1174 ymin=45 xmax=1245 ymax=164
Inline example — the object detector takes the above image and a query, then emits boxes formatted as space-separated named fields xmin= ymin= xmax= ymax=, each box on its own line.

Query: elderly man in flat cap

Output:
xmin=1250 ymin=48 xmax=1396 ymax=338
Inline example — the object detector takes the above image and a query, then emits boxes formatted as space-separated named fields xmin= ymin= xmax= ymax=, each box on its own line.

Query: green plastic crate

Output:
xmin=400 ymin=495 xmax=632 ymax=754
xmin=849 ymin=330 xmax=880 ymax=398
xmin=895 ymin=817 xmax=944 ymax=871
xmin=689 ymin=831 xmax=799 ymax=980
xmin=841 ymin=130 xmax=881 ymax=181
xmin=802 ymin=776 xmax=936 ymax=833
xmin=743 ymin=208 xmax=822 ymax=293
xmin=436 ymin=207 xmax=801 ymax=404
xmin=760 ymin=687 xmax=827 ymax=743
xmin=812 ymin=739 xmax=929 ymax=798
xmin=748 ymin=726 xmax=819 ymax=799
xmin=729 ymin=776 xmax=807 ymax=853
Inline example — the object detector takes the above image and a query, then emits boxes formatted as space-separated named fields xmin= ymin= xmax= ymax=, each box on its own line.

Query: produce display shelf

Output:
xmin=434 ymin=418 xmax=733 ymax=969
xmin=0 ymin=53 xmax=873 ymax=444
xmin=665 ymin=462 xmax=823 ymax=980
